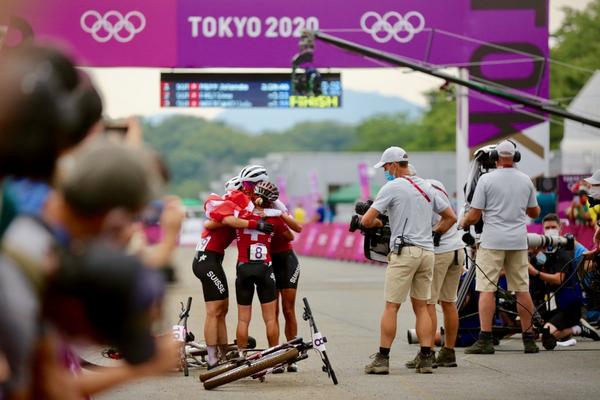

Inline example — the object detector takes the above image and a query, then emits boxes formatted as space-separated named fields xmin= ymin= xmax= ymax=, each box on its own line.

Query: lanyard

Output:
xmin=431 ymin=184 xmax=448 ymax=199
xmin=400 ymin=177 xmax=431 ymax=203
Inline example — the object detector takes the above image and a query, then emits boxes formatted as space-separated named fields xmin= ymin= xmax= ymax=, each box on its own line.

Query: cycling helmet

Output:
xmin=239 ymin=165 xmax=269 ymax=183
xmin=224 ymin=176 xmax=242 ymax=191
xmin=254 ymin=181 xmax=279 ymax=202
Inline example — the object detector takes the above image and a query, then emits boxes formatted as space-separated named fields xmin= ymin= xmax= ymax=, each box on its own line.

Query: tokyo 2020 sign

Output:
xmin=8 ymin=0 xmax=549 ymax=175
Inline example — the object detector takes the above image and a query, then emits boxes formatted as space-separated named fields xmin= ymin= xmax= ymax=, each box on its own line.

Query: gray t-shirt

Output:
xmin=471 ymin=168 xmax=538 ymax=250
xmin=0 ymin=217 xmax=54 ymax=395
xmin=427 ymin=180 xmax=463 ymax=255
xmin=371 ymin=176 xmax=449 ymax=252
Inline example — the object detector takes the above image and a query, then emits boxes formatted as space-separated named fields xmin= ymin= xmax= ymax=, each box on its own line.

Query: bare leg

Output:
xmin=204 ymin=300 xmax=226 ymax=345
xmin=478 ymin=292 xmax=496 ymax=332
xmin=281 ymin=288 xmax=298 ymax=340
xmin=380 ymin=302 xmax=401 ymax=348
xmin=261 ymin=300 xmax=280 ymax=347
xmin=441 ymin=301 xmax=459 ymax=348
xmin=427 ymin=304 xmax=437 ymax=348
xmin=217 ymin=299 xmax=229 ymax=345
xmin=412 ymin=298 xmax=433 ymax=348
xmin=515 ymin=291 xmax=535 ymax=333
xmin=236 ymin=305 xmax=252 ymax=349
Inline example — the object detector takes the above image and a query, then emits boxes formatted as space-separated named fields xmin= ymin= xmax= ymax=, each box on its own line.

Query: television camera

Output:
xmin=348 ymin=200 xmax=391 ymax=263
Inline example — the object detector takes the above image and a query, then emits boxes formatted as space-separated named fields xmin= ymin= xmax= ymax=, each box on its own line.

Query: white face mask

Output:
xmin=544 ymin=228 xmax=560 ymax=237
xmin=589 ymin=186 xmax=600 ymax=200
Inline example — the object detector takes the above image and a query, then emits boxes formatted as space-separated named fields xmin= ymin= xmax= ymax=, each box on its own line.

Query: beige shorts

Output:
xmin=384 ymin=246 xmax=435 ymax=304
xmin=475 ymin=248 xmax=529 ymax=292
xmin=428 ymin=250 xmax=464 ymax=304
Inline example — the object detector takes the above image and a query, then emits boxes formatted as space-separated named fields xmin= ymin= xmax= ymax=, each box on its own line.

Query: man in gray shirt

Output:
xmin=461 ymin=140 xmax=540 ymax=354
xmin=361 ymin=147 xmax=456 ymax=374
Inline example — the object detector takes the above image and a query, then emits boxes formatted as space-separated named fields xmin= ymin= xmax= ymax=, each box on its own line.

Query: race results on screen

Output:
xmin=160 ymin=72 xmax=342 ymax=109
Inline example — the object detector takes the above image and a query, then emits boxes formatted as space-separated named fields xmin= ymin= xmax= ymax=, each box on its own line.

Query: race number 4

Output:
xmin=196 ymin=236 xmax=210 ymax=252
xmin=250 ymin=243 xmax=268 ymax=261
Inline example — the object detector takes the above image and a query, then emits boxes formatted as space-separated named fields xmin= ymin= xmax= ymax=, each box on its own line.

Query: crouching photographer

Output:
xmin=361 ymin=147 xmax=455 ymax=375
xmin=528 ymin=214 xmax=600 ymax=349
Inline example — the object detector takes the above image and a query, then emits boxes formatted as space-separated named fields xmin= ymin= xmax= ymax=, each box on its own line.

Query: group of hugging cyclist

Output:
xmin=191 ymin=165 xmax=303 ymax=372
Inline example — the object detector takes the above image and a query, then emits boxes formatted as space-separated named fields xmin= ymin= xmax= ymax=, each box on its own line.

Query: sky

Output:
xmin=86 ymin=0 xmax=594 ymax=121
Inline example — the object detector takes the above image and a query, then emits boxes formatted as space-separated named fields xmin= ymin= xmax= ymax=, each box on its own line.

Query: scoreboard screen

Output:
xmin=160 ymin=72 xmax=342 ymax=109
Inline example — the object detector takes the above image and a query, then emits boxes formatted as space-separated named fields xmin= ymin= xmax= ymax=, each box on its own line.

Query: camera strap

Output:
xmin=400 ymin=177 xmax=430 ymax=203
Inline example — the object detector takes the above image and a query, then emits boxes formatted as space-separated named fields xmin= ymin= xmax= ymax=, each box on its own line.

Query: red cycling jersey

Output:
xmin=196 ymin=226 xmax=236 ymax=254
xmin=236 ymin=213 xmax=288 ymax=264
xmin=270 ymin=231 xmax=293 ymax=254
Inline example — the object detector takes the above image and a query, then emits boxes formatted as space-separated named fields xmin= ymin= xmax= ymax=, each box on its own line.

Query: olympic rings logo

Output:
xmin=360 ymin=11 xmax=425 ymax=44
xmin=80 ymin=10 xmax=146 ymax=43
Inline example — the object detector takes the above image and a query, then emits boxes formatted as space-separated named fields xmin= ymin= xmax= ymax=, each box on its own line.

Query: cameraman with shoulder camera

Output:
xmin=460 ymin=140 xmax=541 ymax=354
xmin=529 ymin=214 xmax=599 ymax=348
xmin=362 ymin=147 xmax=456 ymax=375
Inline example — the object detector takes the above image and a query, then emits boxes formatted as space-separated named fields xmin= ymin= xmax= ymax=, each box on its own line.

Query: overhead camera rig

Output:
xmin=294 ymin=30 xmax=600 ymax=129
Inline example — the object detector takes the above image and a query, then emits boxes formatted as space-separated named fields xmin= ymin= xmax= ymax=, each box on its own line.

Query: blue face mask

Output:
xmin=535 ymin=251 xmax=547 ymax=265
xmin=384 ymin=170 xmax=395 ymax=181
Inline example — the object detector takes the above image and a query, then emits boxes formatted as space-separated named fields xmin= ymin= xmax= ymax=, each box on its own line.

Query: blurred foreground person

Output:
xmin=0 ymin=141 xmax=176 ymax=399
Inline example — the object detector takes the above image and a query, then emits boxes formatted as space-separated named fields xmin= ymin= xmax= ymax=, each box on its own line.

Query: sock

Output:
xmin=479 ymin=331 xmax=493 ymax=341
xmin=571 ymin=325 xmax=582 ymax=335
xmin=379 ymin=347 xmax=390 ymax=357
xmin=420 ymin=346 xmax=431 ymax=355
xmin=522 ymin=332 xmax=535 ymax=341
xmin=207 ymin=345 xmax=218 ymax=365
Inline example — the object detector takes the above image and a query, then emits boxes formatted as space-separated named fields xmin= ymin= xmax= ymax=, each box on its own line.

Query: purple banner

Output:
xmin=11 ymin=0 xmax=548 ymax=147
xmin=558 ymin=175 xmax=590 ymax=202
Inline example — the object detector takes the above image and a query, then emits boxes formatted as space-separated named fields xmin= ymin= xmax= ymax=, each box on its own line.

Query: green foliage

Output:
xmin=550 ymin=0 xmax=600 ymax=148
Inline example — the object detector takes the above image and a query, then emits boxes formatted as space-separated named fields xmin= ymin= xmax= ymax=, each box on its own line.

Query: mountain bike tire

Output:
xmin=203 ymin=348 xmax=299 ymax=390
xmin=199 ymin=361 xmax=240 ymax=382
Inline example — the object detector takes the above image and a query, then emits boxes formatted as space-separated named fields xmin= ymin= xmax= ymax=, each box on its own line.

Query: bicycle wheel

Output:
xmin=204 ymin=348 xmax=299 ymax=390
xmin=199 ymin=361 xmax=239 ymax=382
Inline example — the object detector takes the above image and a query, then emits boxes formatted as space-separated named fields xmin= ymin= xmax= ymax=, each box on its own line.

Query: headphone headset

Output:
xmin=489 ymin=139 xmax=521 ymax=163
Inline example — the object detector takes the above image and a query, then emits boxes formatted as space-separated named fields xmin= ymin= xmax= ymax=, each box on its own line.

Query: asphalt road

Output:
xmin=97 ymin=247 xmax=600 ymax=400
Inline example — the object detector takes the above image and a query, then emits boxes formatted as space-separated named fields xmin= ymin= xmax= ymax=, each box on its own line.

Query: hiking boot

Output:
xmin=464 ymin=338 xmax=495 ymax=354
xmin=364 ymin=353 xmax=389 ymax=375
xmin=405 ymin=352 xmax=419 ymax=369
xmin=415 ymin=352 xmax=435 ymax=374
xmin=523 ymin=337 xmax=539 ymax=353
xmin=286 ymin=362 xmax=298 ymax=373
xmin=435 ymin=347 xmax=457 ymax=367
xmin=580 ymin=319 xmax=600 ymax=341
xmin=541 ymin=329 xmax=557 ymax=350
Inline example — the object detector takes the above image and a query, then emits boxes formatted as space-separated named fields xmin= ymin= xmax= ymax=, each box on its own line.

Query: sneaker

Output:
xmin=541 ymin=329 xmax=557 ymax=350
xmin=364 ymin=353 xmax=389 ymax=375
xmin=272 ymin=365 xmax=285 ymax=374
xmin=435 ymin=347 xmax=457 ymax=367
xmin=523 ymin=336 xmax=539 ymax=353
xmin=415 ymin=352 xmax=435 ymax=374
xmin=286 ymin=362 xmax=298 ymax=373
xmin=580 ymin=319 xmax=600 ymax=341
xmin=464 ymin=338 xmax=495 ymax=354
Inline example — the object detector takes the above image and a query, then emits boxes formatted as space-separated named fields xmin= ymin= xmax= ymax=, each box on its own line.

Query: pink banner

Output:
xmin=357 ymin=162 xmax=370 ymax=200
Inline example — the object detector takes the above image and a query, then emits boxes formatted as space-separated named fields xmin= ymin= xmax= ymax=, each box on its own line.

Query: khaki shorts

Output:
xmin=475 ymin=248 xmax=529 ymax=292
xmin=428 ymin=250 xmax=464 ymax=304
xmin=384 ymin=246 xmax=435 ymax=304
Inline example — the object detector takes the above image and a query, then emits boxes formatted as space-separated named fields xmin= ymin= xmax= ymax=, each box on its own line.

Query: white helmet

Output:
xmin=239 ymin=165 xmax=269 ymax=183
xmin=224 ymin=176 xmax=242 ymax=191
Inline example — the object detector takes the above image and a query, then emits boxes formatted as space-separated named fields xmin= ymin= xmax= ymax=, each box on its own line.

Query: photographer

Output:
xmin=362 ymin=147 xmax=455 ymax=375
xmin=460 ymin=140 xmax=540 ymax=354
xmin=529 ymin=214 xmax=600 ymax=348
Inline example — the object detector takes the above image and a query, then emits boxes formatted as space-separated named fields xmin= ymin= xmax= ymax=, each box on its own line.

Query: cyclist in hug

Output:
xmin=204 ymin=181 xmax=293 ymax=350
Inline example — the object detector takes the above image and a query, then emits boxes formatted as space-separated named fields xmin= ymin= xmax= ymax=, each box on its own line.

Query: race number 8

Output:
xmin=250 ymin=243 xmax=268 ymax=261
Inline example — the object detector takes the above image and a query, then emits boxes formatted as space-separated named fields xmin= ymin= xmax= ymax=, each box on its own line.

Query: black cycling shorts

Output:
xmin=192 ymin=251 xmax=228 ymax=302
xmin=545 ymin=304 xmax=582 ymax=331
xmin=235 ymin=262 xmax=277 ymax=306
xmin=272 ymin=250 xmax=300 ymax=290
